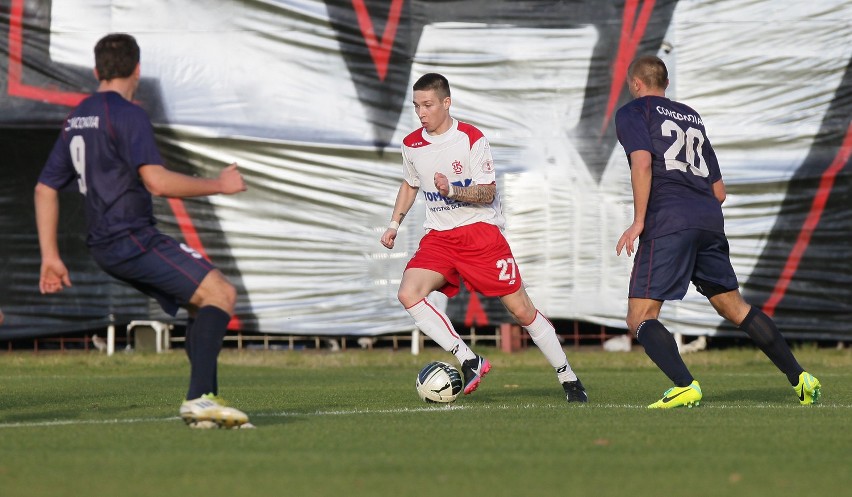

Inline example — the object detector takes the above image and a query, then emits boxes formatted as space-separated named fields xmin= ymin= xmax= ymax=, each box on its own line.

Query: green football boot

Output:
xmin=648 ymin=380 xmax=702 ymax=409
xmin=794 ymin=372 xmax=821 ymax=405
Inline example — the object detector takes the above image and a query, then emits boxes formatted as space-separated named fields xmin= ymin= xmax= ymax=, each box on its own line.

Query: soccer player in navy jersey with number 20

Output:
xmin=35 ymin=33 xmax=252 ymax=428
xmin=614 ymin=55 xmax=821 ymax=408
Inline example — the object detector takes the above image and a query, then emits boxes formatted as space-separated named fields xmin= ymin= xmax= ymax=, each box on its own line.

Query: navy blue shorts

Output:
xmin=629 ymin=229 xmax=739 ymax=300
xmin=89 ymin=227 xmax=215 ymax=316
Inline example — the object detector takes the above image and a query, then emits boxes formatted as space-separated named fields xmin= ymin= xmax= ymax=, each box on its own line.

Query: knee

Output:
xmin=625 ymin=301 xmax=662 ymax=335
xmin=708 ymin=290 xmax=751 ymax=324
xmin=515 ymin=310 xmax=536 ymax=327
xmin=200 ymin=276 xmax=236 ymax=315
xmin=714 ymin=307 xmax=734 ymax=323
xmin=626 ymin=313 xmax=655 ymax=335
xmin=713 ymin=301 xmax=750 ymax=325
xmin=508 ymin=302 xmax=537 ymax=326
xmin=208 ymin=281 xmax=236 ymax=315
xmin=626 ymin=317 xmax=641 ymax=335
xmin=221 ymin=282 xmax=237 ymax=312
xmin=397 ymin=287 xmax=422 ymax=309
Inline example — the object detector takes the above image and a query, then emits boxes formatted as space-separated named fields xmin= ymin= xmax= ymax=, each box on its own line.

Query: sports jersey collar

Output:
xmin=421 ymin=118 xmax=458 ymax=145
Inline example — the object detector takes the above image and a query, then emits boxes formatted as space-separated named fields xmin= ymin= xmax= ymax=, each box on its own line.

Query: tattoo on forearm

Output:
xmin=451 ymin=184 xmax=495 ymax=204
xmin=397 ymin=212 xmax=406 ymax=223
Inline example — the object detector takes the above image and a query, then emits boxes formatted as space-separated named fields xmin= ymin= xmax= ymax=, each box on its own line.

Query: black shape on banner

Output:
xmin=326 ymin=0 xmax=678 ymax=331
xmin=740 ymin=57 xmax=852 ymax=337
xmin=324 ymin=0 xmax=414 ymax=152
xmin=325 ymin=0 xmax=678 ymax=180
xmin=0 ymin=0 xmax=258 ymax=335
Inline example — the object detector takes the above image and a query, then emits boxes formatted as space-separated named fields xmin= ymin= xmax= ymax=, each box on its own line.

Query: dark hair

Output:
xmin=628 ymin=55 xmax=668 ymax=89
xmin=413 ymin=73 xmax=451 ymax=99
xmin=94 ymin=33 xmax=140 ymax=81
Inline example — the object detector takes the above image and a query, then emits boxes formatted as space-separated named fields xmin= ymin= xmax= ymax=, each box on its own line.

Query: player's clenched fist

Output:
xmin=219 ymin=163 xmax=247 ymax=194
xmin=381 ymin=227 xmax=397 ymax=249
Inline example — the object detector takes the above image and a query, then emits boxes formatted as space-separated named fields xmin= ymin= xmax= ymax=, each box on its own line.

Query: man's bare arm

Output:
xmin=139 ymin=163 xmax=246 ymax=198
xmin=434 ymin=172 xmax=495 ymax=204
xmin=448 ymin=183 xmax=496 ymax=204
xmin=381 ymin=181 xmax=419 ymax=249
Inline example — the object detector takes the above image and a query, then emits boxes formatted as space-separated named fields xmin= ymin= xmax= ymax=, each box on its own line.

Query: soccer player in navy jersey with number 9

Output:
xmin=35 ymin=33 xmax=252 ymax=428
xmin=614 ymin=55 xmax=821 ymax=408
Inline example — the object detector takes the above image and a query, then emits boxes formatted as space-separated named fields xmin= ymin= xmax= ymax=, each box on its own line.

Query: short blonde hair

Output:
xmin=628 ymin=55 xmax=668 ymax=90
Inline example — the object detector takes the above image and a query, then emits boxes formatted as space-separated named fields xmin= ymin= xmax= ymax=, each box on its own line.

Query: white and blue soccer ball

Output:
xmin=415 ymin=361 xmax=463 ymax=403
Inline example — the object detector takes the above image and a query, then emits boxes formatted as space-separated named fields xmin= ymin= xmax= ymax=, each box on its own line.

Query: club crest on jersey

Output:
xmin=451 ymin=160 xmax=463 ymax=175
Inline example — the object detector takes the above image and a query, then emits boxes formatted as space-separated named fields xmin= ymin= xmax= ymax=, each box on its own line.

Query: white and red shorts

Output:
xmin=405 ymin=222 xmax=523 ymax=298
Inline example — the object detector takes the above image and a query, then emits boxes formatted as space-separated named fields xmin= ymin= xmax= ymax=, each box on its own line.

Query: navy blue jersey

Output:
xmin=39 ymin=91 xmax=164 ymax=245
xmin=615 ymin=96 xmax=724 ymax=240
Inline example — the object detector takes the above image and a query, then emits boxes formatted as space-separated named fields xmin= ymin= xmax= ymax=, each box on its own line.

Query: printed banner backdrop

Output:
xmin=0 ymin=0 xmax=850 ymax=339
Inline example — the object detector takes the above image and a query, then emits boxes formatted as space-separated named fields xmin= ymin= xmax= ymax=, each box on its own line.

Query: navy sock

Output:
xmin=739 ymin=306 xmax=803 ymax=386
xmin=186 ymin=306 xmax=230 ymax=399
xmin=184 ymin=317 xmax=195 ymax=362
xmin=636 ymin=319 xmax=694 ymax=387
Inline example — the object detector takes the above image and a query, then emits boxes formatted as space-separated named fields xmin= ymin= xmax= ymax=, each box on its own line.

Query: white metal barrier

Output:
xmin=107 ymin=320 xmax=172 ymax=356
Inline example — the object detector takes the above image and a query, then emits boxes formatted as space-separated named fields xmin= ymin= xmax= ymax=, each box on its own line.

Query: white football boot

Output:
xmin=180 ymin=394 xmax=251 ymax=429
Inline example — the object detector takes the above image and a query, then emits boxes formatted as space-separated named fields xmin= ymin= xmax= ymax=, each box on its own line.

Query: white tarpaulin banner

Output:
xmin=1 ymin=0 xmax=850 ymax=338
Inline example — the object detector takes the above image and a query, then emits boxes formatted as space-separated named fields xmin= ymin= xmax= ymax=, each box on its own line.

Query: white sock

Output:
xmin=524 ymin=311 xmax=577 ymax=383
xmin=406 ymin=299 xmax=475 ymax=363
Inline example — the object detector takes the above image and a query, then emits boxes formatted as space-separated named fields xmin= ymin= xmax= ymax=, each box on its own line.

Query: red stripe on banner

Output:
xmin=763 ymin=122 xmax=852 ymax=317
xmin=464 ymin=290 xmax=488 ymax=327
xmin=7 ymin=0 xmax=89 ymax=106
xmin=601 ymin=0 xmax=656 ymax=136
xmin=351 ymin=0 xmax=404 ymax=81
xmin=166 ymin=198 xmax=210 ymax=260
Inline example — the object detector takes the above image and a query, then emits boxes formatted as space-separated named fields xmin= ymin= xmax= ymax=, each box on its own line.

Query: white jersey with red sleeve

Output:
xmin=401 ymin=118 xmax=506 ymax=232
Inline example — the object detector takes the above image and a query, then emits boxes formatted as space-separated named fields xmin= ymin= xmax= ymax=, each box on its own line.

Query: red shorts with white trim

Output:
xmin=405 ymin=222 xmax=523 ymax=298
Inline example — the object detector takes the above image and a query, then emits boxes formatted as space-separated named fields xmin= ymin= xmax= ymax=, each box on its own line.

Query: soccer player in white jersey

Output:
xmin=381 ymin=73 xmax=587 ymax=402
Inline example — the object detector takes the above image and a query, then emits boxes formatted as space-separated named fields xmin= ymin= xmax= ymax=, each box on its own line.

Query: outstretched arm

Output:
xmin=139 ymin=163 xmax=246 ymax=198
xmin=616 ymin=150 xmax=652 ymax=257
xmin=34 ymin=182 xmax=72 ymax=294
xmin=381 ymin=181 xmax=419 ymax=250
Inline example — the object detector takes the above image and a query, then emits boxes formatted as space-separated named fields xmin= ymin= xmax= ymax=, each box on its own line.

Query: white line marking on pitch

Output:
xmin=1 ymin=403 xmax=848 ymax=429
xmin=0 ymin=417 xmax=177 ymax=429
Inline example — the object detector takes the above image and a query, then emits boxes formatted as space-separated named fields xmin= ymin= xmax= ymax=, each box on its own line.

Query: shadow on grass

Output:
xmin=250 ymin=414 xmax=301 ymax=427
xmin=706 ymin=387 xmax=791 ymax=404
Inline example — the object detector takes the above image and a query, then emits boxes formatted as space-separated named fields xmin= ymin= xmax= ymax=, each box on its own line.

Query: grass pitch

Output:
xmin=0 ymin=346 xmax=849 ymax=497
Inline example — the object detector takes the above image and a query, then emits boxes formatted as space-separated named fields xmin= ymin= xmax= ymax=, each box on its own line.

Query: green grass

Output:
xmin=0 ymin=346 xmax=849 ymax=497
